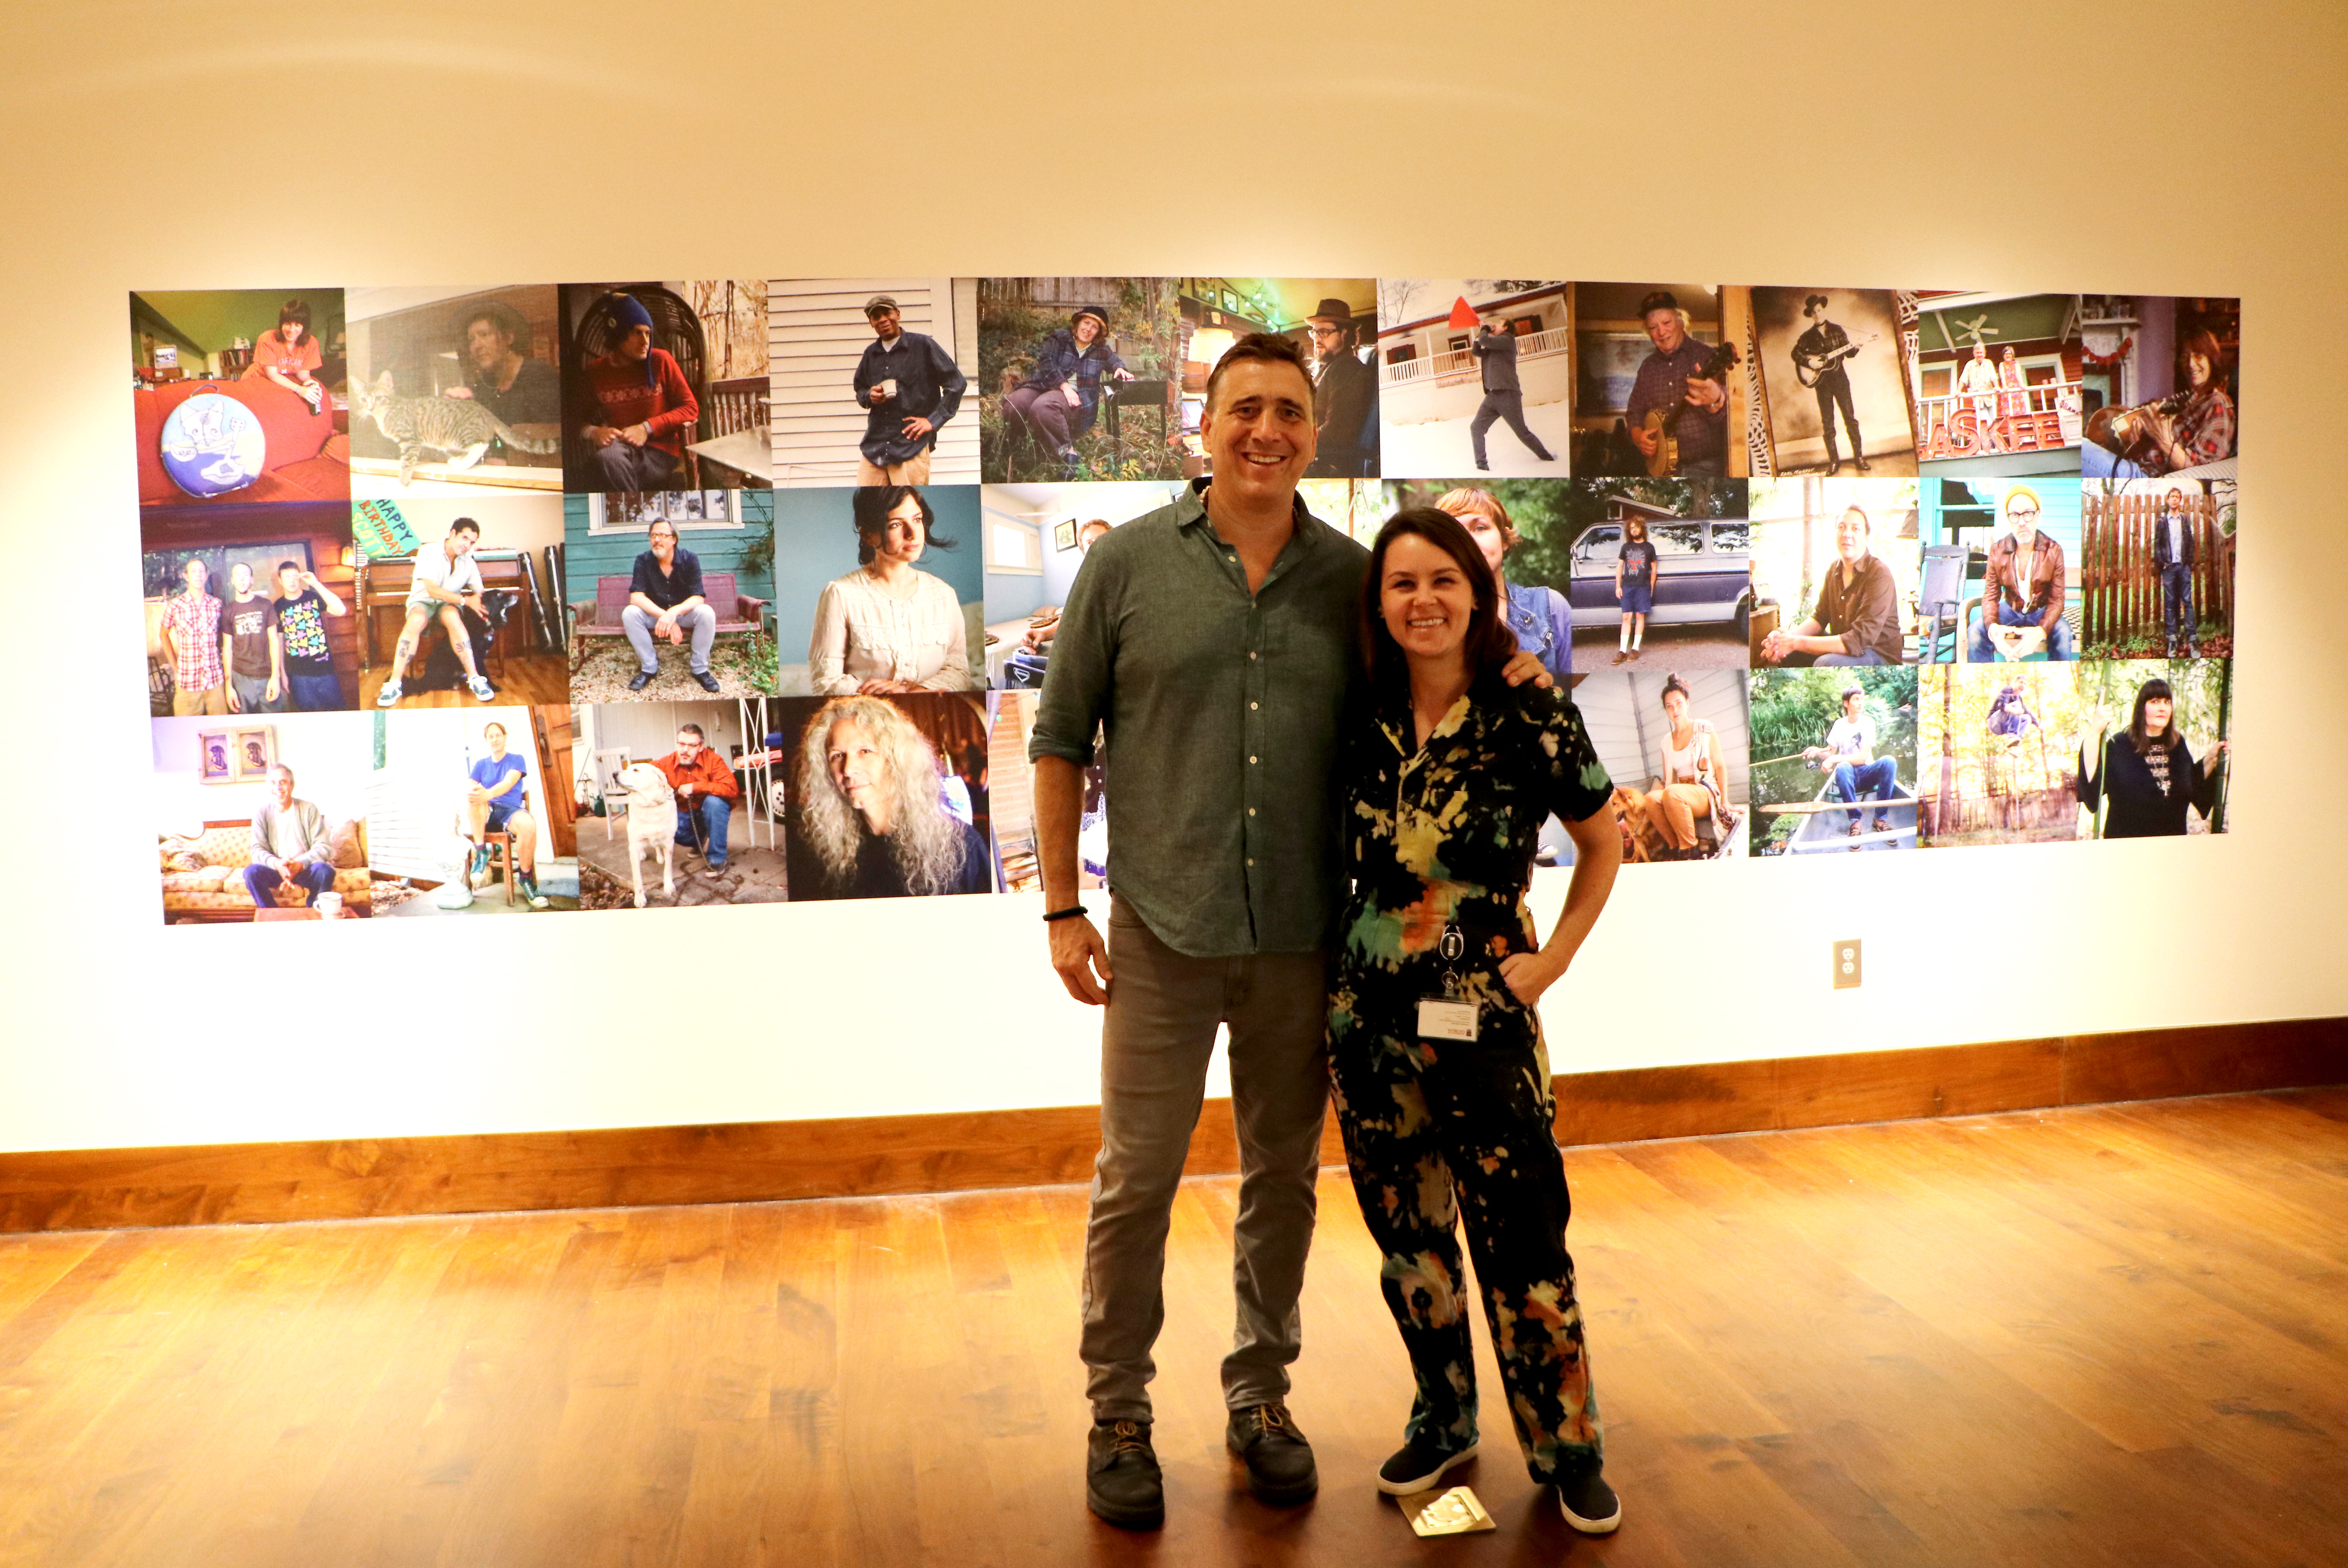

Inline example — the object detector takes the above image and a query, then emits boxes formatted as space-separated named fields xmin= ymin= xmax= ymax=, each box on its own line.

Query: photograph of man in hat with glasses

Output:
xmin=1304 ymin=296 xmax=1379 ymax=477
xmin=854 ymin=293 xmax=968 ymax=487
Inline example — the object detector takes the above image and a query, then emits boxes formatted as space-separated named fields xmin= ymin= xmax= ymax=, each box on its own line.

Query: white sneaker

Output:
xmin=466 ymin=675 xmax=496 ymax=701
xmin=375 ymin=680 xmax=403 ymax=708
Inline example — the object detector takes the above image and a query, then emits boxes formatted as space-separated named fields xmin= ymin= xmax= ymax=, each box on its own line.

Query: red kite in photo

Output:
xmin=1447 ymin=296 xmax=1479 ymax=330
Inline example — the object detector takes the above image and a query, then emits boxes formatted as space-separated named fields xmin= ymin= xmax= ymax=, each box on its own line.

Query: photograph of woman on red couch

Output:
xmin=130 ymin=289 xmax=352 ymax=505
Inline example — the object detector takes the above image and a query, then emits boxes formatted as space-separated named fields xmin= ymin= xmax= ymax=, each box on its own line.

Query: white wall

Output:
xmin=4 ymin=1 xmax=2345 ymax=1154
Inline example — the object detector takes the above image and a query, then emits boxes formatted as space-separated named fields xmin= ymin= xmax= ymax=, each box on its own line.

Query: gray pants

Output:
xmin=1082 ymin=895 xmax=1330 ymax=1423
xmin=622 ymin=603 xmax=716 ymax=674
xmin=230 ymin=671 xmax=286 ymax=712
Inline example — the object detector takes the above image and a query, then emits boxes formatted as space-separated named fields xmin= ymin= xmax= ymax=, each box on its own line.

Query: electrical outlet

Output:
xmin=1833 ymin=939 xmax=1862 ymax=989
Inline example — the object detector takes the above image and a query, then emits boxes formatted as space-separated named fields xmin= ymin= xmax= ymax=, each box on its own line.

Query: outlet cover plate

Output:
xmin=1834 ymin=939 xmax=1862 ymax=989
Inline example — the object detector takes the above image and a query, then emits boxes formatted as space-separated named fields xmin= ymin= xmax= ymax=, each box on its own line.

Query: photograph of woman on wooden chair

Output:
xmin=1567 ymin=670 xmax=1750 ymax=863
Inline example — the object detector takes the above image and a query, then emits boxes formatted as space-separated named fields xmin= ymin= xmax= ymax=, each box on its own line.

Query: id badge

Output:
xmin=1417 ymin=997 xmax=1479 ymax=1042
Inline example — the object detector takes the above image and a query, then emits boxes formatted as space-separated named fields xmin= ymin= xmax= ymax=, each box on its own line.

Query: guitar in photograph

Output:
xmin=1641 ymin=340 xmax=1742 ymax=477
xmin=1793 ymin=329 xmax=1879 ymax=388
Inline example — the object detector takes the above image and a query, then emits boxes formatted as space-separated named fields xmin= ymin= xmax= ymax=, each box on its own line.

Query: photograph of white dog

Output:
xmin=365 ymin=706 xmax=582 ymax=915
xmin=571 ymin=700 xmax=790 ymax=910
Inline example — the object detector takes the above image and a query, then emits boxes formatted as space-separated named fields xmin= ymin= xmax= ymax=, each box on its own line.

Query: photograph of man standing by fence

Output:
xmin=2081 ymin=479 xmax=2235 ymax=659
xmin=1918 ymin=665 xmax=2084 ymax=846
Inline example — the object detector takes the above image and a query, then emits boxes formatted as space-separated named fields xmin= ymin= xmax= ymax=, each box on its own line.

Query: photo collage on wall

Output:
xmin=130 ymin=282 xmax=2237 ymax=922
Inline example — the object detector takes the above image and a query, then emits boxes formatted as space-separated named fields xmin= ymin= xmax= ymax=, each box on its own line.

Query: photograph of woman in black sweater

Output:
xmin=2078 ymin=675 xmax=2227 ymax=837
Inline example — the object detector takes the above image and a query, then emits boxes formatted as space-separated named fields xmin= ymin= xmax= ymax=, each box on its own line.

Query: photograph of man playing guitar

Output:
xmin=1626 ymin=290 xmax=1731 ymax=478
xmin=1792 ymin=292 xmax=1873 ymax=474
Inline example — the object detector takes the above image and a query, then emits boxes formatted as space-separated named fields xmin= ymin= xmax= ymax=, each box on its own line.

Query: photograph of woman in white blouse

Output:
xmin=808 ymin=486 xmax=977 ymax=695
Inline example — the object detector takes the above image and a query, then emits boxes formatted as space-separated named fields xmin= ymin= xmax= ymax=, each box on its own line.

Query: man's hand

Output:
xmin=1630 ymin=424 xmax=1660 ymax=457
xmin=1049 ymin=914 xmax=1113 ymax=1006
xmin=586 ymin=424 xmax=618 ymax=449
xmin=1685 ymin=376 xmax=1725 ymax=412
xmin=443 ymin=387 xmax=474 ymax=400
xmin=467 ymin=783 xmax=491 ymax=806
xmin=226 ymin=684 xmax=242 ymax=713
xmin=622 ymin=423 xmax=650 ymax=447
xmin=265 ymin=677 xmax=280 ymax=702
xmin=462 ymin=592 xmax=486 ymax=616
xmin=867 ymin=386 xmax=887 ymax=406
xmin=900 ymin=415 xmax=935 ymax=440
xmin=1500 ymin=949 xmax=1567 ymax=1006
xmin=1498 ymin=649 xmax=1553 ymax=689
xmin=678 ymin=782 xmax=695 ymax=799
xmin=298 ymin=570 xmax=320 ymax=591
xmin=661 ymin=618 xmax=685 ymax=645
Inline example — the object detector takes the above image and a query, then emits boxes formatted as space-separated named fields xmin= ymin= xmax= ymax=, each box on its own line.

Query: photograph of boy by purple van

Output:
xmin=345 ymin=287 xmax=564 ymax=496
xmin=2079 ymin=296 xmax=2238 ymax=480
xmin=763 ymin=280 xmax=977 ymax=488
xmin=1568 ymin=283 xmax=1743 ymax=479
xmin=1374 ymin=281 xmax=1568 ymax=477
xmin=362 ymin=496 xmax=570 ymax=709
xmin=572 ymin=700 xmax=790 ymax=910
xmin=558 ymin=281 xmax=771 ymax=494
xmin=366 ymin=707 xmax=581 ymax=915
xmin=978 ymin=279 xmax=1183 ymax=483
xmin=1734 ymin=286 xmax=1920 ymax=478
xmin=2080 ymin=478 xmax=2234 ymax=659
xmin=2076 ymin=659 xmax=2231 ymax=839
xmin=1535 ymin=479 xmax=1751 ymax=671
xmin=1909 ymin=293 xmax=2084 ymax=476
xmin=773 ymin=691 xmax=993 ymax=900
xmin=1749 ymin=478 xmax=1922 ymax=669
xmin=141 ymin=501 xmax=360 ymax=716
xmin=1747 ymin=667 xmax=1919 ymax=856
xmin=153 ymin=710 xmax=373 ymax=923
xmin=131 ymin=290 xmax=349 ymax=505
xmin=978 ymin=482 xmax=1184 ymax=689
xmin=1917 ymin=663 xmax=2085 ymax=846
xmin=1568 ymin=670 xmax=1750 ymax=863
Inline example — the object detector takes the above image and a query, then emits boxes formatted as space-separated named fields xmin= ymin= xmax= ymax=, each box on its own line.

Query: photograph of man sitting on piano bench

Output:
xmin=356 ymin=495 xmax=569 ymax=708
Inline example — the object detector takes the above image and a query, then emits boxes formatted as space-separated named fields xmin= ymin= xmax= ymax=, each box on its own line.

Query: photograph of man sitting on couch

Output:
xmin=131 ymin=290 xmax=351 ymax=506
xmin=152 ymin=711 xmax=373 ymax=924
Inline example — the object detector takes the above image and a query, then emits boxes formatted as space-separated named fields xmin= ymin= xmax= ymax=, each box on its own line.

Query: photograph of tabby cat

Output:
xmin=345 ymin=287 xmax=567 ymax=498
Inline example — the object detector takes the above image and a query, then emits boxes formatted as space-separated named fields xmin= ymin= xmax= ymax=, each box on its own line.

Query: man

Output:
xmin=1954 ymin=343 xmax=2002 ymax=453
xmin=377 ymin=518 xmax=497 ymax=706
xmin=271 ymin=560 xmax=348 ymax=712
xmin=1975 ymin=486 xmax=2075 ymax=662
xmin=1016 ymin=519 xmax=1114 ymax=670
xmin=1468 ymin=317 xmax=1555 ymax=470
xmin=1801 ymin=684 xmax=1896 ymax=839
xmin=1030 ymin=332 xmax=1571 ymax=1532
xmin=2152 ymin=486 xmax=2199 ymax=657
xmin=448 ymin=299 xmax=561 ymax=430
xmin=852 ymin=294 xmax=966 ymax=486
xmin=1625 ymin=291 xmax=1728 ymax=477
xmin=221 ymin=562 xmax=285 ymax=714
xmin=1759 ymin=505 xmax=1903 ymax=667
xmin=244 ymin=764 xmax=338 ymax=911
xmin=622 ymin=517 xmax=720 ymax=693
xmin=652 ymin=723 xmax=739 ymax=873
xmin=160 ymin=556 xmax=227 ymax=716
xmin=466 ymin=720 xmax=548 ymax=909
xmin=1792 ymin=293 xmax=1866 ymax=474
xmin=1303 ymin=297 xmax=1377 ymax=477
xmin=571 ymin=291 xmax=700 ymax=492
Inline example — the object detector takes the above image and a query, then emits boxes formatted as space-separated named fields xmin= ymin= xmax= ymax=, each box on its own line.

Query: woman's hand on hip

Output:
xmin=1499 ymin=950 xmax=1566 ymax=1006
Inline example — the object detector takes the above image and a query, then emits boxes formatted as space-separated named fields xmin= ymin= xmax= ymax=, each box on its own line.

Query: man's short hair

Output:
xmin=1205 ymin=332 xmax=1315 ymax=414
xmin=275 ymin=558 xmax=302 ymax=576
xmin=267 ymin=763 xmax=295 ymax=781
xmin=1841 ymin=684 xmax=1864 ymax=703
xmin=648 ymin=518 xmax=678 ymax=538
xmin=460 ymin=299 xmax=530 ymax=347
xmin=483 ymin=721 xmax=506 ymax=739
xmin=181 ymin=555 xmax=208 ymax=577
xmin=1841 ymin=505 xmax=1873 ymax=535
xmin=450 ymin=518 xmax=481 ymax=539
xmin=678 ymin=723 xmax=705 ymax=741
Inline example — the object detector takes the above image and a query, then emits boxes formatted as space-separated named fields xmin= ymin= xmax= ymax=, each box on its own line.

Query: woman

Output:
xmin=808 ymin=486 xmax=974 ymax=696
xmin=2079 ymin=676 xmax=2226 ymax=837
xmin=1613 ymin=514 xmax=1659 ymax=664
xmin=241 ymin=297 xmax=326 ymax=414
xmin=1435 ymin=486 xmax=1570 ymax=679
xmin=1996 ymin=345 xmax=2031 ymax=422
xmin=1329 ymin=506 xmax=1624 ymax=1536
xmin=790 ymin=694 xmax=991 ymax=897
xmin=1639 ymin=673 xmax=1733 ymax=859
xmin=2153 ymin=328 xmax=2236 ymax=475
xmin=1001 ymin=306 xmax=1134 ymax=478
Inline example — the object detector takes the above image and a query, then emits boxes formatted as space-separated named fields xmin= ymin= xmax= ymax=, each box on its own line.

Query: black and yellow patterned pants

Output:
xmin=1328 ymin=960 xmax=1601 ymax=1482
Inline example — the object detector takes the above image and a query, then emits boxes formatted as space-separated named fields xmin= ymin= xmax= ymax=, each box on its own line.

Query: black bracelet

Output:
xmin=1042 ymin=905 xmax=1088 ymax=922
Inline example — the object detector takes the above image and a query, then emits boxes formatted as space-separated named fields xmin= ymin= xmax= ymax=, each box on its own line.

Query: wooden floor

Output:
xmin=3 ymin=1090 xmax=2343 ymax=1567
xmin=356 ymin=652 xmax=569 ymax=708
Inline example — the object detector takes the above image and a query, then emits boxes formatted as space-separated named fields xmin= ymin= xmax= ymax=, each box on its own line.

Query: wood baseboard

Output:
xmin=3 ymin=1020 xmax=2339 ymax=1234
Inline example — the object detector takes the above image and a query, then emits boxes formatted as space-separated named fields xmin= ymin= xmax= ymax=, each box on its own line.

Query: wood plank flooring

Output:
xmin=2 ymin=1089 xmax=2342 ymax=1567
